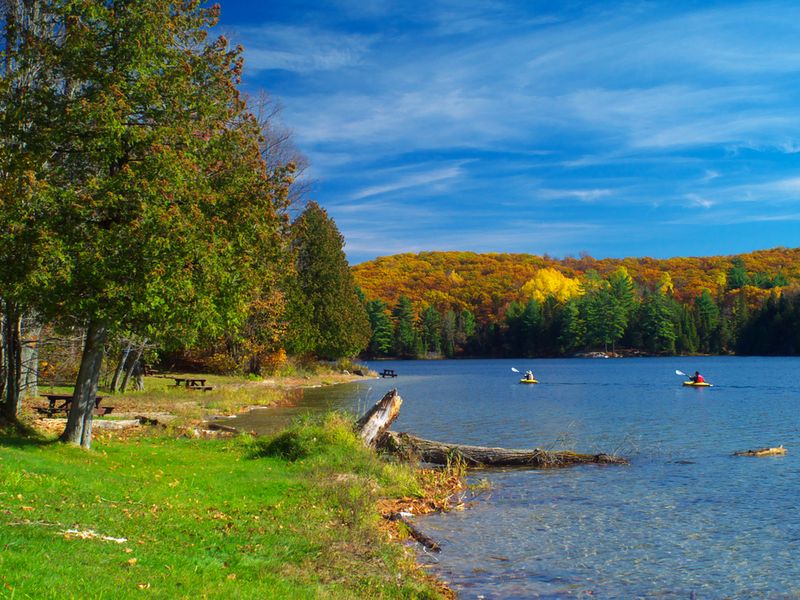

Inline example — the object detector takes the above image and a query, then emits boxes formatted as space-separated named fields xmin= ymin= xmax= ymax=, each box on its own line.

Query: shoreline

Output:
xmin=18 ymin=370 xmax=459 ymax=599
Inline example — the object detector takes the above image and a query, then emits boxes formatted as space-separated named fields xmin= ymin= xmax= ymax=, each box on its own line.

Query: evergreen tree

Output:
xmin=393 ymin=296 xmax=418 ymax=358
xmin=557 ymin=297 xmax=585 ymax=353
xmin=440 ymin=309 xmax=457 ymax=357
xmin=639 ymin=289 xmax=677 ymax=353
xmin=419 ymin=305 xmax=442 ymax=354
xmin=694 ymin=290 xmax=720 ymax=353
xmin=290 ymin=202 xmax=370 ymax=359
xmin=456 ymin=310 xmax=477 ymax=354
xmin=520 ymin=299 xmax=542 ymax=356
xmin=503 ymin=301 xmax=526 ymax=356
xmin=675 ymin=302 xmax=698 ymax=353
xmin=365 ymin=299 xmax=393 ymax=357
xmin=727 ymin=257 xmax=749 ymax=290
xmin=4 ymin=1 xmax=292 ymax=446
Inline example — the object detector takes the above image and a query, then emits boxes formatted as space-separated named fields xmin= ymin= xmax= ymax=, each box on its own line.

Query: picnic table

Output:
xmin=37 ymin=393 xmax=113 ymax=417
xmin=380 ymin=369 xmax=398 ymax=378
xmin=172 ymin=377 xmax=213 ymax=391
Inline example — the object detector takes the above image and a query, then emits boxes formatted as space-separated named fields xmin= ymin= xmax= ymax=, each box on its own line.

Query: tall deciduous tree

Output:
xmin=289 ymin=201 xmax=369 ymax=360
xmin=17 ymin=1 xmax=292 ymax=446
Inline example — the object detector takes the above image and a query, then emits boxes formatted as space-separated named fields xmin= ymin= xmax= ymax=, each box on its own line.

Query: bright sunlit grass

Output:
xmin=0 ymin=416 xmax=442 ymax=599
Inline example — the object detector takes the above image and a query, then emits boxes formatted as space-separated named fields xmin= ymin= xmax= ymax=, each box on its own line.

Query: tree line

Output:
xmin=0 ymin=1 xmax=369 ymax=446
xmin=361 ymin=262 xmax=800 ymax=359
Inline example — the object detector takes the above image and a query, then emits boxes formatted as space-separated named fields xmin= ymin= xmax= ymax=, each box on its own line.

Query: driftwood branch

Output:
xmin=356 ymin=389 xmax=402 ymax=448
xmin=379 ymin=431 xmax=628 ymax=468
xmin=385 ymin=512 xmax=441 ymax=551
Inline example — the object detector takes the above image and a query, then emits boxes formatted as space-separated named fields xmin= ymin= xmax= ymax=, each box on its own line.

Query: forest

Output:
xmin=354 ymin=249 xmax=800 ymax=358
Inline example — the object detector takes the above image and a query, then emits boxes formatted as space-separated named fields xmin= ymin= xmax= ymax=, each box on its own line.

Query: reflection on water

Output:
xmin=228 ymin=356 xmax=800 ymax=598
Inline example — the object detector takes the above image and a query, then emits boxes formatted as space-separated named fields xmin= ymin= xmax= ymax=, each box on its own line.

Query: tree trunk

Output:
xmin=21 ymin=320 xmax=41 ymax=399
xmin=356 ymin=389 xmax=402 ymax=448
xmin=120 ymin=338 xmax=146 ymax=393
xmin=109 ymin=341 xmax=131 ymax=393
xmin=1 ymin=301 xmax=22 ymax=421
xmin=60 ymin=320 xmax=108 ymax=448
xmin=379 ymin=431 xmax=629 ymax=468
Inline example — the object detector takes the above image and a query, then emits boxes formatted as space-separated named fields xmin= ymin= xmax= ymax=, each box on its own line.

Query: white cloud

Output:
xmin=233 ymin=24 xmax=374 ymax=74
xmin=686 ymin=193 xmax=714 ymax=209
xmin=351 ymin=164 xmax=465 ymax=200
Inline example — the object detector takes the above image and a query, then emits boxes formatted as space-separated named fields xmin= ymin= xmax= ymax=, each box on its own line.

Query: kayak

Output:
xmin=683 ymin=381 xmax=713 ymax=387
xmin=520 ymin=378 xmax=539 ymax=384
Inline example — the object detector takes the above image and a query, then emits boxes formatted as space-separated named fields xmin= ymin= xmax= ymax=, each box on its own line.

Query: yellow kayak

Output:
xmin=683 ymin=381 xmax=712 ymax=387
xmin=519 ymin=378 xmax=539 ymax=384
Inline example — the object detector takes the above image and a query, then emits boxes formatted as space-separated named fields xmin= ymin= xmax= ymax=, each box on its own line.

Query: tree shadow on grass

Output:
xmin=0 ymin=418 xmax=58 ymax=448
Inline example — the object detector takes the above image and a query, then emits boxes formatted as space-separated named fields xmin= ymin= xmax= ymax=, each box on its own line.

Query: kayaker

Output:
xmin=690 ymin=371 xmax=705 ymax=383
xmin=525 ymin=370 xmax=535 ymax=381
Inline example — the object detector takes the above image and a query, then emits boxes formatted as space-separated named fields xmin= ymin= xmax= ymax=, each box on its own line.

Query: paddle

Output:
xmin=675 ymin=369 xmax=687 ymax=378
xmin=511 ymin=367 xmax=520 ymax=373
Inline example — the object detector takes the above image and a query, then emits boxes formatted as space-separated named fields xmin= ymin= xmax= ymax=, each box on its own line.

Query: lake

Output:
xmin=231 ymin=356 xmax=800 ymax=599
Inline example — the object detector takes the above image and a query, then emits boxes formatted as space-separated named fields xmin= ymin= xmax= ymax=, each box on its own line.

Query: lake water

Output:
xmin=232 ymin=357 xmax=800 ymax=599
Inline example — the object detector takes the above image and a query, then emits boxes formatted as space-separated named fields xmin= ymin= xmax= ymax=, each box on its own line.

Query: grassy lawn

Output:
xmin=0 ymin=416 xmax=447 ymax=599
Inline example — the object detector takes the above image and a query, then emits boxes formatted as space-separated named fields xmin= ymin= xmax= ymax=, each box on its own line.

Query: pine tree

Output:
xmin=639 ymin=289 xmax=677 ymax=353
xmin=440 ymin=309 xmax=457 ymax=357
xmin=419 ymin=305 xmax=441 ymax=354
xmin=290 ymin=202 xmax=370 ymax=360
xmin=365 ymin=299 xmax=393 ymax=357
xmin=694 ymin=290 xmax=719 ymax=353
xmin=392 ymin=296 xmax=417 ymax=358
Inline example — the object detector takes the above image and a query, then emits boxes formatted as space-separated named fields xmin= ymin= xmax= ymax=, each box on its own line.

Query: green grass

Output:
xmin=0 ymin=416 xmax=442 ymax=599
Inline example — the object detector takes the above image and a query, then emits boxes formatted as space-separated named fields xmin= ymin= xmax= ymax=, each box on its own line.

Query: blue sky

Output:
xmin=217 ymin=1 xmax=800 ymax=264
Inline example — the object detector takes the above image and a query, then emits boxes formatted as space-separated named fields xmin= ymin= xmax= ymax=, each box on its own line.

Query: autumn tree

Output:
xmin=23 ymin=1 xmax=292 ymax=447
xmin=289 ymin=201 xmax=370 ymax=360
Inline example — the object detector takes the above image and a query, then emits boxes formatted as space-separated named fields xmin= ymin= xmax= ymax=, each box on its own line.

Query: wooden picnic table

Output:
xmin=172 ymin=377 xmax=213 ymax=391
xmin=37 ymin=393 xmax=112 ymax=417
xmin=380 ymin=369 xmax=398 ymax=378
xmin=172 ymin=377 xmax=207 ymax=387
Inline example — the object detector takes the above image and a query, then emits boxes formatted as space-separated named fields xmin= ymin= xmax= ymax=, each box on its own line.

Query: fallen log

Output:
xmin=356 ymin=389 xmax=402 ymax=448
xmin=379 ymin=431 xmax=628 ymax=468
xmin=734 ymin=445 xmax=786 ymax=457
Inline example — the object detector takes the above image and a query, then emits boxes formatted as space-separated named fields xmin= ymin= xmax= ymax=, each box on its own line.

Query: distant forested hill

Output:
xmin=353 ymin=248 xmax=800 ymax=357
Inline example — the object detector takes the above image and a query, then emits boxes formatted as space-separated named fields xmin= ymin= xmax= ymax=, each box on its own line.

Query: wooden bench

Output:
xmin=380 ymin=369 xmax=398 ymax=378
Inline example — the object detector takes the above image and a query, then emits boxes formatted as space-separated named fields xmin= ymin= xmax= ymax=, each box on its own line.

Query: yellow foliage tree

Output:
xmin=520 ymin=268 xmax=583 ymax=303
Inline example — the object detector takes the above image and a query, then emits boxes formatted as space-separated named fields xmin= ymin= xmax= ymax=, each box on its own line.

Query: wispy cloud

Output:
xmin=232 ymin=24 xmax=374 ymax=73
xmin=223 ymin=0 xmax=800 ymax=262
xmin=351 ymin=164 xmax=466 ymax=200
xmin=686 ymin=193 xmax=715 ymax=209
